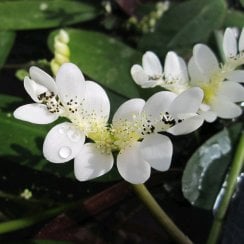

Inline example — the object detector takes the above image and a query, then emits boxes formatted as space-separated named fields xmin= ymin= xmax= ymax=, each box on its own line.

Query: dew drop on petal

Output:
xmin=59 ymin=147 xmax=72 ymax=159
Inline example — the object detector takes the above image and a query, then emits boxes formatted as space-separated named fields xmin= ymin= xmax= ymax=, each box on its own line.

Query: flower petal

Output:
xmin=211 ymin=97 xmax=242 ymax=119
xmin=74 ymin=143 xmax=113 ymax=181
xmin=140 ymin=134 xmax=172 ymax=171
xmin=43 ymin=122 xmax=85 ymax=163
xmin=167 ymin=116 xmax=204 ymax=135
xmin=24 ymin=76 xmax=47 ymax=102
xmin=193 ymin=44 xmax=219 ymax=81
xmin=56 ymin=63 xmax=85 ymax=105
xmin=113 ymin=98 xmax=145 ymax=123
xmin=29 ymin=66 xmax=57 ymax=93
xmin=164 ymin=51 xmax=188 ymax=84
xmin=188 ymin=57 xmax=207 ymax=83
xmin=131 ymin=64 xmax=149 ymax=86
xmin=226 ymin=70 xmax=244 ymax=83
xmin=117 ymin=142 xmax=151 ymax=184
xmin=199 ymin=110 xmax=217 ymax=123
xmin=142 ymin=51 xmax=163 ymax=76
xmin=142 ymin=91 xmax=177 ymax=119
xmin=83 ymin=81 xmax=110 ymax=121
xmin=13 ymin=103 xmax=58 ymax=124
xmin=218 ymin=81 xmax=244 ymax=102
xmin=223 ymin=28 xmax=237 ymax=58
xmin=168 ymin=87 xmax=204 ymax=115
xmin=238 ymin=27 xmax=244 ymax=52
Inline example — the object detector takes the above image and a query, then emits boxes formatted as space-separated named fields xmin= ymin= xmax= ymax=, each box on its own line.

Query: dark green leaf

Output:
xmin=182 ymin=123 xmax=243 ymax=210
xmin=0 ymin=31 xmax=15 ymax=69
xmin=224 ymin=10 xmax=244 ymax=28
xmin=49 ymin=29 xmax=141 ymax=98
xmin=0 ymin=1 xmax=98 ymax=30
xmin=139 ymin=0 xmax=227 ymax=57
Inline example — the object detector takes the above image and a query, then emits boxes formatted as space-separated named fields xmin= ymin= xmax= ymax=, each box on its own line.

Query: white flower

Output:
xmin=188 ymin=41 xmax=244 ymax=121
xmin=74 ymin=87 xmax=204 ymax=184
xmin=131 ymin=51 xmax=163 ymax=88
xmin=14 ymin=63 xmax=112 ymax=178
xmin=131 ymin=51 xmax=189 ymax=93
xmin=223 ymin=27 xmax=244 ymax=59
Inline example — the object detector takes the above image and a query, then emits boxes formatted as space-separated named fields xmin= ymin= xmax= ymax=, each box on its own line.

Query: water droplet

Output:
xmin=59 ymin=147 xmax=72 ymax=159
xmin=67 ymin=129 xmax=81 ymax=142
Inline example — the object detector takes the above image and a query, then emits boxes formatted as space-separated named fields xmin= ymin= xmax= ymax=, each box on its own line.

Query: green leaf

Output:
xmin=224 ymin=10 xmax=244 ymax=28
xmin=139 ymin=0 xmax=227 ymax=57
xmin=0 ymin=31 xmax=15 ymax=69
xmin=182 ymin=123 xmax=243 ymax=210
xmin=48 ymin=28 xmax=141 ymax=98
xmin=240 ymin=0 xmax=244 ymax=7
xmin=0 ymin=1 xmax=98 ymax=30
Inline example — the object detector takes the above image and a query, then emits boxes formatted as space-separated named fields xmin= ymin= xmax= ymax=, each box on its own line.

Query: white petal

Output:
xmin=199 ymin=110 xmax=217 ymax=123
xmin=164 ymin=51 xmax=188 ymax=84
xmin=168 ymin=87 xmax=204 ymax=115
xmin=56 ymin=63 xmax=85 ymax=105
xmin=167 ymin=116 xmax=204 ymax=135
xmin=142 ymin=91 xmax=177 ymax=119
xmin=83 ymin=81 xmax=110 ymax=121
xmin=223 ymin=28 xmax=237 ymax=58
xmin=238 ymin=27 xmax=244 ymax=52
xmin=188 ymin=57 xmax=207 ymax=83
xmin=193 ymin=44 xmax=219 ymax=81
xmin=211 ymin=97 xmax=242 ymax=119
xmin=226 ymin=70 xmax=244 ymax=83
xmin=29 ymin=66 xmax=57 ymax=93
xmin=24 ymin=76 xmax=47 ymax=102
xmin=218 ymin=81 xmax=244 ymax=102
xmin=43 ymin=122 xmax=85 ymax=163
xmin=140 ymin=134 xmax=172 ymax=171
xmin=131 ymin=64 xmax=149 ymax=86
xmin=74 ymin=143 xmax=113 ymax=181
xmin=13 ymin=103 xmax=58 ymax=124
xmin=142 ymin=51 xmax=163 ymax=76
xmin=117 ymin=142 xmax=151 ymax=184
xmin=112 ymin=98 xmax=145 ymax=123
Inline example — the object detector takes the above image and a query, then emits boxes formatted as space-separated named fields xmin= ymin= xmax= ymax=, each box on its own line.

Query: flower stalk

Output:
xmin=207 ymin=131 xmax=244 ymax=244
xmin=132 ymin=183 xmax=193 ymax=244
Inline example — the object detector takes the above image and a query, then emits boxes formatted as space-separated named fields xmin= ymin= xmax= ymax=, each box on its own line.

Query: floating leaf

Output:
xmin=0 ymin=1 xmax=98 ymax=30
xmin=182 ymin=123 xmax=243 ymax=210
xmin=48 ymin=29 xmax=141 ymax=99
xmin=139 ymin=0 xmax=227 ymax=57
xmin=0 ymin=31 xmax=15 ymax=69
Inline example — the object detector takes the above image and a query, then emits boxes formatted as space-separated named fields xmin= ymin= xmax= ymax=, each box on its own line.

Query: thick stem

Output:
xmin=207 ymin=131 xmax=244 ymax=244
xmin=132 ymin=184 xmax=192 ymax=244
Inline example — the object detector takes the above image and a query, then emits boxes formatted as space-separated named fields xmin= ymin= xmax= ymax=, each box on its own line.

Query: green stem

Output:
xmin=132 ymin=184 xmax=192 ymax=244
xmin=207 ymin=131 xmax=244 ymax=244
xmin=0 ymin=202 xmax=77 ymax=234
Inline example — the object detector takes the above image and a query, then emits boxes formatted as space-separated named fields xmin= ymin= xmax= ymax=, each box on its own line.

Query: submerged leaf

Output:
xmin=182 ymin=123 xmax=243 ymax=210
